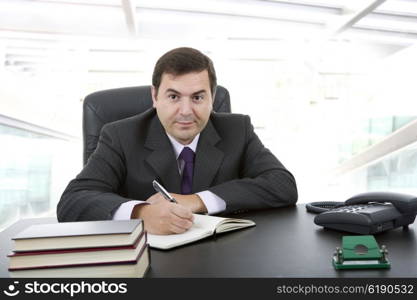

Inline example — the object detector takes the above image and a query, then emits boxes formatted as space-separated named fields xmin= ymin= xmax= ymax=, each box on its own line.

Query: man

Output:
xmin=57 ymin=47 xmax=297 ymax=235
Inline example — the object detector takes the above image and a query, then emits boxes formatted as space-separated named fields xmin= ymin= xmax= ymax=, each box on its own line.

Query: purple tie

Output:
xmin=179 ymin=147 xmax=195 ymax=194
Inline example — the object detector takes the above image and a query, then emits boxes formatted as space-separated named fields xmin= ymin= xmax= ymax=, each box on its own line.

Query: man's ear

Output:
xmin=151 ymin=86 xmax=158 ymax=108
xmin=210 ymin=91 xmax=215 ymax=111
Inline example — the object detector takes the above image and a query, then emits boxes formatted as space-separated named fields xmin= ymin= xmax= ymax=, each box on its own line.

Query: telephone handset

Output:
xmin=306 ymin=192 xmax=417 ymax=234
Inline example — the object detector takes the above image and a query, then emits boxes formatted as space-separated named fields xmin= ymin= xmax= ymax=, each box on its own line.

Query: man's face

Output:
xmin=152 ymin=70 xmax=213 ymax=145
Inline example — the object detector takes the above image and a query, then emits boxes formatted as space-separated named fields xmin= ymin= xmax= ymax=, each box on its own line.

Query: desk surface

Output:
xmin=1 ymin=205 xmax=417 ymax=277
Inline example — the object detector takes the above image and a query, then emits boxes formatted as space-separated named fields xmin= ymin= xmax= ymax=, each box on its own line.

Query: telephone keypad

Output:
xmin=314 ymin=195 xmax=417 ymax=234
xmin=334 ymin=205 xmax=370 ymax=213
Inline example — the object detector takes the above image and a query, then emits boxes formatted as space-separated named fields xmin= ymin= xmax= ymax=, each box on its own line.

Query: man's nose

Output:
xmin=179 ymin=98 xmax=193 ymax=115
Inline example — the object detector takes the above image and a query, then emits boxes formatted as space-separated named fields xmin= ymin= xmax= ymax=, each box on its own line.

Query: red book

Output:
xmin=9 ymin=231 xmax=147 ymax=270
xmin=8 ymin=243 xmax=150 ymax=278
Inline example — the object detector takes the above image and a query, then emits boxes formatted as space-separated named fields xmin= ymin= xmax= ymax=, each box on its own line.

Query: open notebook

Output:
xmin=147 ymin=214 xmax=255 ymax=250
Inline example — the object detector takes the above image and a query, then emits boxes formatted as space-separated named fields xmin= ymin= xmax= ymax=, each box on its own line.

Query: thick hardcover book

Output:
xmin=148 ymin=214 xmax=255 ymax=250
xmin=9 ymin=244 xmax=150 ymax=278
xmin=12 ymin=219 xmax=143 ymax=252
xmin=9 ymin=231 xmax=147 ymax=269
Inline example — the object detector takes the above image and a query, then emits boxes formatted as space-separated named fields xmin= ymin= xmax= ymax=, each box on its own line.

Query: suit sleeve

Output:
xmin=208 ymin=116 xmax=298 ymax=214
xmin=57 ymin=124 xmax=132 ymax=222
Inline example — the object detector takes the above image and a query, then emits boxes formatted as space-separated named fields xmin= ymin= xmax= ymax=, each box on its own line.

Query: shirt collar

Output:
xmin=166 ymin=133 xmax=199 ymax=159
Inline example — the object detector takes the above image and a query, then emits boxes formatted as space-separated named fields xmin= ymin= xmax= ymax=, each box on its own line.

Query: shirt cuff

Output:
xmin=196 ymin=190 xmax=226 ymax=215
xmin=112 ymin=200 xmax=147 ymax=220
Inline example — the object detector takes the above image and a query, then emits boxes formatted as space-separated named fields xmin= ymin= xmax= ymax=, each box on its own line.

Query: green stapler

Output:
xmin=333 ymin=235 xmax=390 ymax=270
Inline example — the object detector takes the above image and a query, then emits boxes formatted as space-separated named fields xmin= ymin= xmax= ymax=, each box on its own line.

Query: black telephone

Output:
xmin=306 ymin=192 xmax=417 ymax=234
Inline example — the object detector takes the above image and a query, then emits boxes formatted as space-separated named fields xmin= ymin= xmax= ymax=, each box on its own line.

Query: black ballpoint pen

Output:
xmin=152 ymin=180 xmax=178 ymax=203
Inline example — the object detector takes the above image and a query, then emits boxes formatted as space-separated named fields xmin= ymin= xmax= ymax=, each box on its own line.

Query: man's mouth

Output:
xmin=176 ymin=121 xmax=194 ymax=126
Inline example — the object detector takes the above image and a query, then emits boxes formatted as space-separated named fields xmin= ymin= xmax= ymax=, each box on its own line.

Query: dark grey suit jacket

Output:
xmin=57 ymin=109 xmax=297 ymax=221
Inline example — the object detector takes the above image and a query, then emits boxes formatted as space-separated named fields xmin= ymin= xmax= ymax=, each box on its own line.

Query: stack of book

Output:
xmin=8 ymin=219 xmax=149 ymax=278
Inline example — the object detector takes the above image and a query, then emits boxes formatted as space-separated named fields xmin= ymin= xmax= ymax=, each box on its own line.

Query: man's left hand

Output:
xmin=171 ymin=193 xmax=207 ymax=214
xmin=147 ymin=192 xmax=207 ymax=214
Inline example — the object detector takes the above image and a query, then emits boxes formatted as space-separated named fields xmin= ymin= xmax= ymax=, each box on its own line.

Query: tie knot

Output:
xmin=179 ymin=147 xmax=195 ymax=163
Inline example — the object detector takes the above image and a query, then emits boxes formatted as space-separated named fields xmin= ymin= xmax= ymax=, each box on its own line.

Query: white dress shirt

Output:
xmin=113 ymin=133 xmax=226 ymax=220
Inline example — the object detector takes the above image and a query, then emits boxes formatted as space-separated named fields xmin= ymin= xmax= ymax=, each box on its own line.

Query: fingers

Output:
xmin=146 ymin=193 xmax=166 ymax=204
xmin=171 ymin=204 xmax=194 ymax=221
xmin=141 ymin=199 xmax=194 ymax=235
xmin=168 ymin=203 xmax=194 ymax=233
xmin=169 ymin=222 xmax=191 ymax=234
xmin=170 ymin=214 xmax=193 ymax=232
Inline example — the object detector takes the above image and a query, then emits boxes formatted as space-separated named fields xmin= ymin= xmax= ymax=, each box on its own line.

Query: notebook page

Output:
xmin=147 ymin=214 xmax=224 ymax=249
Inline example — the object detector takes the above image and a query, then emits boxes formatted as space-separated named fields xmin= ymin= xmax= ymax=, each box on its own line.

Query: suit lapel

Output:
xmin=144 ymin=116 xmax=182 ymax=193
xmin=144 ymin=113 xmax=224 ymax=194
xmin=193 ymin=118 xmax=224 ymax=192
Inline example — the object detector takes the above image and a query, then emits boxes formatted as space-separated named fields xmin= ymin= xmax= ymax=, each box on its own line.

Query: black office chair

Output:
xmin=82 ymin=85 xmax=231 ymax=165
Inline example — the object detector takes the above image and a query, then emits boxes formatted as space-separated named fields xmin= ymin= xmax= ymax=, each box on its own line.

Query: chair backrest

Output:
xmin=83 ymin=85 xmax=231 ymax=164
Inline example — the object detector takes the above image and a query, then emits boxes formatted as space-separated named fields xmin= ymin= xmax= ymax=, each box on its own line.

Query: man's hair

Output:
xmin=152 ymin=47 xmax=217 ymax=96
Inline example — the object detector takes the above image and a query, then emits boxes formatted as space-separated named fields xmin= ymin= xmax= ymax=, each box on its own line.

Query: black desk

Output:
xmin=1 ymin=205 xmax=417 ymax=277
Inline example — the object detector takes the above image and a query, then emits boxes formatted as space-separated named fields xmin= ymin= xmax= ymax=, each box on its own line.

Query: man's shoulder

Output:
xmin=105 ymin=108 xmax=156 ymax=131
xmin=210 ymin=112 xmax=250 ymax=128
xmin=208 ymin=113 xmax=252 ymax=144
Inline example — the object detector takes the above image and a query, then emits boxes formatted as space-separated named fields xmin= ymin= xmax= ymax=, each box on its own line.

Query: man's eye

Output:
xmin=168 ymin=94 xmax=178 ymax=100
xmin=193 ymin=95 xmax=204 ymax=101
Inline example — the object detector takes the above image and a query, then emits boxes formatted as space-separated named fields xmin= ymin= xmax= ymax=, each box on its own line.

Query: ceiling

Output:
xmin=1 ymin=0 xmax=416 ymax=74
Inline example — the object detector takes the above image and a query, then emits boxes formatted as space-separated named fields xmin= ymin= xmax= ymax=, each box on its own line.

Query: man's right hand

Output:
xmin=131 ymin=195 xmax=194 ymax=235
